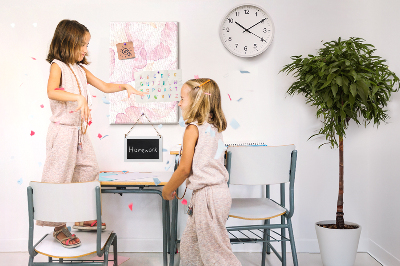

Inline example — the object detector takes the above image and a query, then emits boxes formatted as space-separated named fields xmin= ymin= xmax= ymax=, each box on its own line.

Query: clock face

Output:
xmin=220 ymin=4 xmax=274 ymax=57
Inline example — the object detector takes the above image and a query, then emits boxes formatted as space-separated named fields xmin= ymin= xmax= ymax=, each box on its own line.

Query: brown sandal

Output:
xmin=53 ymin=227 xmax=81 ymax=248
xmin=73 ymin=221 xmax=106 ymax=231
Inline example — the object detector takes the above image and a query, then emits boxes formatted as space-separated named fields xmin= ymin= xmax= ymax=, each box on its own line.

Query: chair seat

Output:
xmin=35 ymin=229 xmax=113 ymax=258
xmin=229 ymin=198 xmax=286 ymax=220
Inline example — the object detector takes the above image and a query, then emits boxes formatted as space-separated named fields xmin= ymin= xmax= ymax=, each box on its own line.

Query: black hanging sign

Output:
xmin=124 ymin=136 xmax=163 ymax=162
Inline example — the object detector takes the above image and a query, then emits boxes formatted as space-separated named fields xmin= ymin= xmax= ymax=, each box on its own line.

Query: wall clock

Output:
xmin=219 ymin=4 xmax=275 ymax=57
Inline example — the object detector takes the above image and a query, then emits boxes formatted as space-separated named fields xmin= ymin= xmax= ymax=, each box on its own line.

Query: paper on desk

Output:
xmin=99 ymin=176 xmax=116 ymax=181
xmin=111 ymin=172 xmax=158 ymax=182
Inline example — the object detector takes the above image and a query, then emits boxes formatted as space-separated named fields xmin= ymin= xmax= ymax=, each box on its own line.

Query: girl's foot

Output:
xmin=53 ymin=226 xmax=81 ymax=248
xmin=73 ymin=220 xmax=106 ymax=231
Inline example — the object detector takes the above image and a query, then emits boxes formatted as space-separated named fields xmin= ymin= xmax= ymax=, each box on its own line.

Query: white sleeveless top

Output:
xmin=49 ymin=59 xmax=90 ymax=126
xmin=186 ymin=121 xmax=229 ymax=191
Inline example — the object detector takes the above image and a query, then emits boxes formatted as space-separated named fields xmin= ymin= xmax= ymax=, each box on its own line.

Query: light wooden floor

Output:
xmin=0 ymin=252 xmax=382 ymax=265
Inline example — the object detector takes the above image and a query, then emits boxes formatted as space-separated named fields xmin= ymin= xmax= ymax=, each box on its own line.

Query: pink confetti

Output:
xmin=92 ymin=95 xmax=96 ymax=97
xmin=88 ymin=121 xmax=92 ymax=126
xmin=40 ymin=104 xmax=44 ymax=108
xmin=31 ymin=57 xmax=36 ymax=60
xmin=204 ymin=93 xmax=211 ymax=96
xmin=128 ymin=203 xmax=133 ymax=211
xmin=182 ymin=199 xmax=187 ymax=205
xmin=98 ymin=133 xmax=102 ymax=139
xmin=228 ymin=94 xmax=232 ymax=101
xmin=20 ymin=83 xmax=23 ymax=87
xmin=194 ymin=75 xmax=199 ymax=79
xmin=54 ymin=87 xmax=65 ymax=91
xmin=69 ymin=111 xmax=74 ymax=113
xmin=30 ymin=131 xmax=35 ymax=136
xmin=55 ymin=121 xmax=60 ymax=125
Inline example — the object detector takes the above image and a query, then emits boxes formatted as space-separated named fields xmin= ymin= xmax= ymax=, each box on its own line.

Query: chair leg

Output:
xmin=29 ymin=255 xmax=34 ymax=266
xmin=287 ymin=218 xmax=298 ymax=266
xmin=261 ymin=220 xmax=269 ymax=266
xmin=281 ymin=216 xmax=286 ymax=266
xmin=113 ymin=235 xmax=118 ymax=266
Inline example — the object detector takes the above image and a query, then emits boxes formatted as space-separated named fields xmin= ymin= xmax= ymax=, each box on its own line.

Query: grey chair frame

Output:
xmin=226 ymin=149 xmax=298 ymax=266
xmin=27 ymin=185 xmax=118 ymax=266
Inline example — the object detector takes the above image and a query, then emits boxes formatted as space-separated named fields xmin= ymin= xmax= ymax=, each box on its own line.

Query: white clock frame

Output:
xmin=219 ymin=4 xmax=275 ymax=57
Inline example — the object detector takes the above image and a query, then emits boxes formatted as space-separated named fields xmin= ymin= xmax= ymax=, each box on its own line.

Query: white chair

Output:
xmin=27 ymin=181 xmax=117 ymax=265
xmin=226 ymin=145 xmax=298 ymax=266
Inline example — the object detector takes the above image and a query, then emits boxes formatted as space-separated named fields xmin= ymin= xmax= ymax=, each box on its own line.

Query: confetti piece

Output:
xmin=230 ymin=118 xmax=240 ymax=129
xmin=179 ymin=116 xmax=185 ymax=127
xmin=31 ymin=57 xmax=36 ymax=60
xmin=106 ymin=115 xmax=110 ymax=117
xmin=205 ymin=125 xmax=211 ymax=134
xmin=214 ymin=139 xmax=226 ymax=159
xmin=165 ymin=164 xmax=173 ymax=171
xmin=55 ymin=121 xmax=60 ymax=125
xmin=122 ymin=171 xmax=128 ymax=174
xmin=210 ymin=130 xmax=215 ymax=137
xmin=10 ymin=23 xmax=15 ymax=28
xmin=228 ymin=94 xmax=232 ymax=101
xmin=20 ymin=83 xmax=23 ymax=87
xmin=33 ymin=23 xmax=37 ymax=27
xmin=38 ymin=162 xmax=42 ymax=167
xmin=128 ymin=203 xmax=133 ymax=211
xmin=102 ymin=97 xmax=110 ymax=104
xmin=237 ymin=98 xmax=243 ymax=102
xmin=17 ymin=178 xmax=23 ymax=185
xmin=182 ymin=199 xmax=187 ymax=205
xmin=166 ymin=160 xmax=170 ymax=164
xmin=240 ymin=70 xmax=250 ymax=73
xmin=30 ymin=131 xmax=35 ymax=136
xmin=92 ymin=95 xmax=96 ymax=97
xmin=40 ymin=104 xmax=44 ymax=108
xmin=101 ymin=135 xmax=109 ymax=140
xmin=69 ymin=111 xmax=74 ymax=113
xmin=194 ymin=75 xmax=199 ymax=79
xmin=67 ymin=226 xmax=71 ymax=231
xmin=153 ymin=178 xmax=161 ymax=186
xmin=158 ymin=124 xmax=163 ymax=129
xmin=162 ymin=148 xmax=168 ymax=152
xmin=204 ymin=93 xmax=211 ymax=96
xmin=88 ymin=121 xmax=92 ymax=126
xmin=98 ymin=133 xmax=102 ymax=139
xmin=54 ymin=87 xmax=65 ymax=91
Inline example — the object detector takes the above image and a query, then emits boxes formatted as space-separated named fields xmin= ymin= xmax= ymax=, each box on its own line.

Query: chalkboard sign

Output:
xmin=124 ymin=136 xmax=163 ymax=162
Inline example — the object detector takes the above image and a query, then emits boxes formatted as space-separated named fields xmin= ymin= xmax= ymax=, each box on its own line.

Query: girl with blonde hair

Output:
xmin=163 ymin=79 xmax=241 ymax=265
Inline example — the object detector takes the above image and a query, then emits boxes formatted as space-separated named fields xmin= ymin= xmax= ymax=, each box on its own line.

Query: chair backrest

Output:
xmin=227 ymin=145 xmax=295 ymax=185
xmin=29 ymin=181 xmax=100 ymax=222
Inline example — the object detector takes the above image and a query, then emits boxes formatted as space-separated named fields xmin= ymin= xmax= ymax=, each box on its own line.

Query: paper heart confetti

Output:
xmin=30 ymin=131 xmax=35 ymax=136
xmin=40 ymin=104 xmax=44 ymax=108
xmin=128 ymin=203 xmax=133 ymax=211
xmin=182 ymin=199 xmax=187 ymax=205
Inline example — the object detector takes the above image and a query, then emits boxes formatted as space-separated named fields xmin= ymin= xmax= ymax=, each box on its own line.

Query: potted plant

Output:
xmin=280 ymin=37 xmax=399 ymax=266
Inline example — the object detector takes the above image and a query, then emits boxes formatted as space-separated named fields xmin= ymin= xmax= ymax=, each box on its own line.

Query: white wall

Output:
xmin=1 ymin=0 xmax=400 ymax=263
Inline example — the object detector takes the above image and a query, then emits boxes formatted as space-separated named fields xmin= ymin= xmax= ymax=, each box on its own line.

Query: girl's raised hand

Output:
xmin=75 ymin=95 xmax=91 ymax=122
xmin=125 ymin=84 xmax=148 ymax=98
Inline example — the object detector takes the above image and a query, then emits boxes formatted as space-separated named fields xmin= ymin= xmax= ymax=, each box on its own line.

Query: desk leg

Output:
xmin=162 ymin=198 xmax=167 ymax=266
xmin=166 ymin=199 xmax=170 ymax=253
xmin=170 ymin=188 xmax=179 ymax=266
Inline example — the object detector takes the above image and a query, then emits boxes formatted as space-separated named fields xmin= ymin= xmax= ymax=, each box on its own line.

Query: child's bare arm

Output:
xmin=162 ymin=125 xmax=199 ymax=200
xmin=81 ymin=66 xmax=147 ymax=97
xmin=47 ymin=63 xmax=90 ymax=122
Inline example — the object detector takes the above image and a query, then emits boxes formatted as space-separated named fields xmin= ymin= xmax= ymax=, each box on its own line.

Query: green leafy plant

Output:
xmin=280 ymin=37 xmax=399 ymax=229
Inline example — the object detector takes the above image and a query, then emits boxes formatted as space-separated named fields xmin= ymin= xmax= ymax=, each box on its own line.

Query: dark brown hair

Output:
xmin=46 ymin=20 xmax=90 ymax=65
xmin=184 ymin=78 xmax=227 ymax=132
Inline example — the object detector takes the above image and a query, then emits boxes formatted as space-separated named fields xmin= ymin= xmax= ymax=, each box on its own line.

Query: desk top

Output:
xmin=99 ymin=171 xmax=173 ymax=186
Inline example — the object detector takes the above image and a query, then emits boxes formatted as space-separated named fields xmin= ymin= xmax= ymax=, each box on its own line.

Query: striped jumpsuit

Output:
xmin=180 ymin=122 xmax=241 ymax=266
xmin=37 ymin=59 xmax=99 ymax=227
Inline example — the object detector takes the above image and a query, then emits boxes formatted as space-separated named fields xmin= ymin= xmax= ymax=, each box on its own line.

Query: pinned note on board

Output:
xmin=116 ymin=42 xmax=135 ymax=60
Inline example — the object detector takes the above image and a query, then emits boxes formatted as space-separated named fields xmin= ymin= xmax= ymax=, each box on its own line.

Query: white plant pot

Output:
xmin=315 ymin=220 xmax=362 ymax=266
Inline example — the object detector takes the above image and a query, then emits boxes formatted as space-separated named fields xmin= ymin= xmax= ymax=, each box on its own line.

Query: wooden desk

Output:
xmin=100 ymin=172 xmax=172 ymax=266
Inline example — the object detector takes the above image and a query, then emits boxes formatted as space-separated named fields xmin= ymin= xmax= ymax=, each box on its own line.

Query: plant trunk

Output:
xmin=336 ymin=136 xmax=345 ymax=229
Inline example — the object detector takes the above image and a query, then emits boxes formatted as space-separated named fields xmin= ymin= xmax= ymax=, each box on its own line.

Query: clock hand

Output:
xmin=235 ymin=22 xmax=267 ymax=43
xmin=242 ymin=18 xmax=266 ymax=33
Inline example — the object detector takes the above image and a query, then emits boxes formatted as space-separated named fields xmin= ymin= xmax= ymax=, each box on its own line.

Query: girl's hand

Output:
xmin=75 ymin=95 xmax=91 ymax=122
xmin=162 ymin=188 xmax=176 ymax=201
xmin=125 ymin=84 xmax=148 ymax=98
